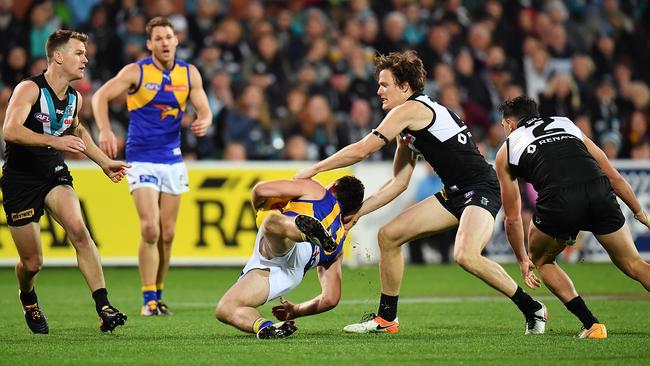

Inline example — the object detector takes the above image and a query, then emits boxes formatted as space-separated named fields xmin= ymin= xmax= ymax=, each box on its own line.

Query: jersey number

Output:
xmin=531 ymin=117 xmax=565 ymax=137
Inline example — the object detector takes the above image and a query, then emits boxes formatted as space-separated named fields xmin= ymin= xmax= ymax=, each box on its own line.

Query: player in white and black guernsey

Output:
xmin=296 ymin=51 xmax=546 ymax=336
xmin=1 ymin=30 xmax=129 ymax=334
xmin=496 ymin=95 xmax=650 ymax=339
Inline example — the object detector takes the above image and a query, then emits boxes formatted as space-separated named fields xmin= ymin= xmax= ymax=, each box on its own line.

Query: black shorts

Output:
xmin=1 ymin=166 xmax=74 ymax=227
xmin=435 ymin=183 xmax=501 ymax=219
xmin=533 ymin=176 xmax=625 ymax=240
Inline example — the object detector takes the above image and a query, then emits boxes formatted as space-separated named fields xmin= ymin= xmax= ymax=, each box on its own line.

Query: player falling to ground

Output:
xmin=216 ymin=176 xmax=364 ymax=339
xmin=296 ymin=51 xmax=547 ymax=335
xmin=495 ymin=95 xmax=650 ymax=339
xmin=1 ymin=30 xmax=129 ymax=333
xmin=92 ymin=17 xmax=212 ymax=316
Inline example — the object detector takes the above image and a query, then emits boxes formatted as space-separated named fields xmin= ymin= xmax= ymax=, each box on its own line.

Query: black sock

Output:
xmin=564 ymin=296 xmax=598 ymax=329
xmin=92 ymin=288 xmax=110 ymax=314
xmin=19 ymin=288 xmax=38 ymax=306
xmin=378 ymin=293 xmax=398 ymax=321
xmin=510 ymin=286 xmax=542 ymax=316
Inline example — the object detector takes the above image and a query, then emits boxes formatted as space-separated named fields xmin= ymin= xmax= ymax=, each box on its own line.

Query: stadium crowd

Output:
xmin=0 ymin=0 xmax=649 ymax=162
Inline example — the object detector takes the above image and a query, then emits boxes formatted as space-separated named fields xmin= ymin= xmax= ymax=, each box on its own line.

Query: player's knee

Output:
xmin=160 ymin=225 xmax=175 ymax=246
xmin=377 ymin=226 xmax=399 ymax=251
xmin=20 ymin=257 xmax=43 ymax=274
xmin=66 ymin=222 xmax=91 ymax=247
xmin=215 ymin=299 xmax=232 ymax=323
xmin=140 ymin=221 xmax=160 ymax=244
xmin=261 ymin=214 xmax=284 ymax=235
xmin=453 ymin=248 xmax=480 ymax=270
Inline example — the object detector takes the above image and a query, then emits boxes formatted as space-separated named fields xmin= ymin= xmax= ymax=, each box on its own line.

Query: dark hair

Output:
xmin=146 ymin=16 xmax=174 ymax=39
xmin=46 ymin=30 xmax=88 ymax=63
xmin=498 ymin=95 xmax=540 ymax=122
xmin=374 ymin=50 xmax=425 ymax=93
xmin=332 ymin=176 xmax=365 ymax=217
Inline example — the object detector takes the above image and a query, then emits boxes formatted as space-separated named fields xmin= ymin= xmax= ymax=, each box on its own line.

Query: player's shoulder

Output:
xmin=10 ymin=79 xmax=40 ymax=103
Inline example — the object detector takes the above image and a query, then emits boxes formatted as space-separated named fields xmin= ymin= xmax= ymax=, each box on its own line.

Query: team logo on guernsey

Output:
xmin=306 ymin=246 xmax=321 ymax=269
xmin=144 ymin=82 xmax=161 ymax=91
xmin=11 ymin=208 xmax=34 ymax=221
xmin=34 ymin=112 xmax=50 ymax=123
xmin=152 ymin=104 xmax=179 ymax=120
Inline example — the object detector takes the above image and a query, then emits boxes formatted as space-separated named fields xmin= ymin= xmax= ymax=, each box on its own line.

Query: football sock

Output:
xmin=564 ymin=296 xmax=598 ymax=329
xmin=92 ymin=288 xmax=110 ymax=314
xmin=156 ymin=283 xmax=164 ymax=300
xmin=19 ymin=288 xmax=38 ymax=307
xmin=510 ymin=286 xmax=542 ymax=316
xmin=142 ymin=284 xmax=158 ymax=305
xmin=378 ymin=293 xmax=398 ymax=322
xmin=252 ymin=317 xmax=273 ymax=333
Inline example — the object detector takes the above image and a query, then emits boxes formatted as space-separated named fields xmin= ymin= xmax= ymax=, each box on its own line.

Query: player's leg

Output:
xmin=10 ymin=223 xmax=49 ymax=334
xmin=529 ymin=224 xmax=603 ymax=338
xmin=44 ymin=185 xmax=127 ymax=332
xmin=344 ymin=196 xmax=457 ymax=334
xmin=132 ymin=187 xmax=162 ymax=315
xmin=259 ymin=213 xmax=300 ymax=258
xmin=596 ymin=223 xmax=650 ymax=291
xmin=216 ymin=269 xmax=271 ymax=332
xmin=155 ymin=192 xmax=181 ymax=314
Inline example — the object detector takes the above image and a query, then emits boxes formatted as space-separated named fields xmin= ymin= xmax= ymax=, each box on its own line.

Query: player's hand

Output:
xmin=271 ymin=297 xmax=298 ymax=321
xmin=98 ymin=129 xmax=118 ymax=158
xmin=519 ymin=258 xmax=541 ymax=289
xmin=294 ymin=166 xmax=317 ymax=179
xmin=101 ymin=160 xmax=131 ymax=183
xmin=52 ymin=135 xmax=86 ymax=153
xmin=634 ymin=209 xmax=650 ymax=230
xmin=190 ymin=117 xmax=211 ymax=137
xmin=343 ymin=213 xmax=360 ymax=232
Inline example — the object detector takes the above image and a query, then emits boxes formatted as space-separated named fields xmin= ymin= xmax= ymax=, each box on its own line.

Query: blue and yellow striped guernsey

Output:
xmin=281 ymin=190 xmax=345 ymax=266
xmin=126 ymin=57 xmax=191 ymax=164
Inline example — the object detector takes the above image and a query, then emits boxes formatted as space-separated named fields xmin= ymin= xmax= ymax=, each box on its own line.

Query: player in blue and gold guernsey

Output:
xmin=216 ymin=176 xmax=364 ymax=339
xmin=92 ymin=17 xmax=212 ymax=316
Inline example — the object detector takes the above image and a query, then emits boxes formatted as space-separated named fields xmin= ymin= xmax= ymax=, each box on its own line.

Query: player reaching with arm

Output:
xmin=1 ymin=30 xmax=129 ymax=333
xmin=295 ymin=51 xmax=547 ymax=335
xmin=92 ymin=17 xmax=212 ymax=316
xmin=215 ymin=176 xmax=364 ymax=339
xmin=496 ymin=95 xmax=650 ymax=339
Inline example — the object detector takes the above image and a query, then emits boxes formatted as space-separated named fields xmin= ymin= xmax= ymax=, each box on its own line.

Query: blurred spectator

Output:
xmin=600 ymin=131 xmax=622 ymax=159
xmin=1 ymin=45 xmax=28 ymax=87
xmin=292 ymin=94 xmax=345 ymax=160
xmin=538 ymin=73 xmax=581 ymax=120
xmin=0 ymin=0 xmax=28 ymax=56
xmin=28 ymin=0 xmax=60 ymax=59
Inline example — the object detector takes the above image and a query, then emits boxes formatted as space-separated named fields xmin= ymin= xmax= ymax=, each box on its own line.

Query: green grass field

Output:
xmin=1 ymin=263 xmax=649 ymax=365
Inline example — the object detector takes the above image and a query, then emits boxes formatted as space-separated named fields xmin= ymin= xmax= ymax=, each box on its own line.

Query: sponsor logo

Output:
xmin=34 ymin=113 xmax=50 ymax=123
xmin=63 ymin=117 xmax=74 ymax=125
xmin=306 ymin=246 xmax=320 ymax=268
xmin=534 ymin=217 xmax=542 ymax=225
xmin=464 ymin=191 xmax=474 ymax=199
xmin=464 ymin=198 xmax=472 ymax=205
xmin=11 ymin=208 xmax=35 ymax=221
xmin=164 ymin=84 xmax=187 ymax=92
xmin=56 ymin=108 xmax=64 ymax=115
xmin=54 ymin=165 xmax=64 ymax=173
xmin=145 ymin=82 xmax=161 ymax=91
xmin=139 ymin=175 xmax=159 ymax=184
xmin=481 ymin=197 xmax=489 ymax=206
xmin=152 ymin=104 xmax=179 ymax=120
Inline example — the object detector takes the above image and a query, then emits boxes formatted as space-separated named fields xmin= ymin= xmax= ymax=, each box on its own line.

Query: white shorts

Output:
xmin=126 ymin=162 xmax=189 ymax=194
xmin=240 ymin=230 xmax=319 ymax=304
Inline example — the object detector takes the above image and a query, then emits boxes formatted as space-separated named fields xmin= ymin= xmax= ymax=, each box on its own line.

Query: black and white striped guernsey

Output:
xmin=506 ymin=116 xmax=604 ymax=194
xmin=3 ymin=73 xmax=79 ymax=177
xmin=401 ymin=93 xmax=498 ymax=192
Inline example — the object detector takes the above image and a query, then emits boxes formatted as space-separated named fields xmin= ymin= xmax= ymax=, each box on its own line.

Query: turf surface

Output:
xmin=0 ymin=263 xmax=648 ymax=365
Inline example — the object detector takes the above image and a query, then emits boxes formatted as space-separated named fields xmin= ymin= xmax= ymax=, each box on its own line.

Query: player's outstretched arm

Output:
xmin=271 ymin=255 xmax=342 ymax=320
xmin=584 ymin=137 xmax=650 ymax=228
xmin=188 ymin=64 xmax=213 ymax=137
xmin=294 ymin=102 xmax=418 ymax=179
xmin=495 ymin=144 xmax=540 ymax=288
xmin=351 ymin=136 xmax=416 ymax=228
xmin=91 ymin=63 xmax=139 ymax=158
xmin=3 ymin=81 xmax=85 ymax=152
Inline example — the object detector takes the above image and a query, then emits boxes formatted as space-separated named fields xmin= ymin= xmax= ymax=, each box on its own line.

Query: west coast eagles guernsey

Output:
xmin=3 ymin=73 xmax=78 ymax=177
xmin=126 ymin=57 xmax=191 ymax=164
xmin=281 ymin=190 xmax=346 ymax=269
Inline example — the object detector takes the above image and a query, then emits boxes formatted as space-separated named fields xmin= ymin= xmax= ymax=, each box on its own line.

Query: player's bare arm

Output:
xmin=583 ymin=137 xmax=650 ymax=228
xmin=271 ymin=255 xmax=342 ymax=320
xmin=188 ymin=64 xmax=212 ymax=137
xmin=346 ymin=136 xmax=416 ymax=231
xmin=91 ymin=63 xmax=140 ymax=158
xmin=295 ymin=101 xmax=429 ymax=179
xmin=252 ymin=179 xmax=324 ymax=211
xmin=3 ymin=80 xmax=85 ymax=152
xmin=495 ymin=144 xmax=540 ymax=289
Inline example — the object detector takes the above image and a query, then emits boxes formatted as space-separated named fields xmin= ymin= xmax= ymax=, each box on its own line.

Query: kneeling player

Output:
xmin=215 ymin=176 xmax=364 ymax=339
